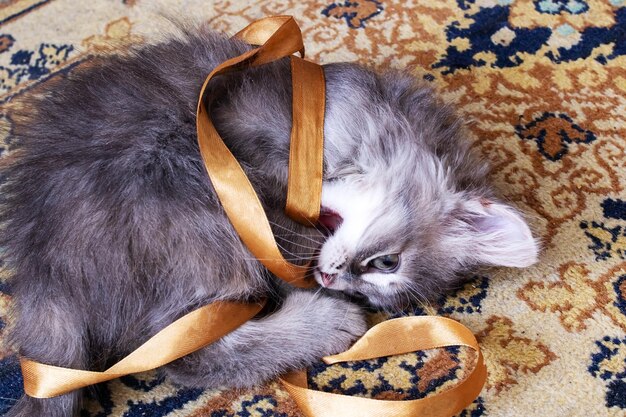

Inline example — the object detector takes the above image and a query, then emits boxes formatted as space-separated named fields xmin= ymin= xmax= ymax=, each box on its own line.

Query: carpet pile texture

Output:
xmin=0 ymin=0 xmax=625 ymax=416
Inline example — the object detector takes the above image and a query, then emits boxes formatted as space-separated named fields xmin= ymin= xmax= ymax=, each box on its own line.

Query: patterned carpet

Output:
xmin=0 ymin=0 xmax=625 ymax=416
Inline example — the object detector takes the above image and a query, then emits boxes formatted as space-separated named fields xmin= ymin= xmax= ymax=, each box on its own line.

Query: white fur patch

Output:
xmin=315 ymin=179 xmax=410 ymax=290
xmin=318 ymin=179 xmax=385 ymax=272
xmin=360 ymin=271 xmax=407 ymax=290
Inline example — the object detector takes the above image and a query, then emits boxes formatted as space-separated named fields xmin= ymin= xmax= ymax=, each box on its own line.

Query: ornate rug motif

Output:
xmin=0 ymin=0 xmax=625 ymax=416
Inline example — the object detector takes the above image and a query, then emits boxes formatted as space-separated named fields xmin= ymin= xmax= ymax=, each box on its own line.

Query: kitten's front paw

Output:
xmin=280 ymin=291 xmax=368 ymax=357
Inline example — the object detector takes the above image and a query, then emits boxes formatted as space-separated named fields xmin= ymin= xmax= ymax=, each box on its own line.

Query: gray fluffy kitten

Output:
xmin=1 ymin=24 xmax=537 ymax=416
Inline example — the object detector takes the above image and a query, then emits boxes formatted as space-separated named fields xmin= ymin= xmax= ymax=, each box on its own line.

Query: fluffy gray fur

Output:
xmin=1 ymin=23 xmax=536 ymax=417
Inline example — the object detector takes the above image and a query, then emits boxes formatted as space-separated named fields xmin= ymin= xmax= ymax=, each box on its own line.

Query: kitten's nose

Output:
xmin=320 ymin=272 xmax=337 ymax=287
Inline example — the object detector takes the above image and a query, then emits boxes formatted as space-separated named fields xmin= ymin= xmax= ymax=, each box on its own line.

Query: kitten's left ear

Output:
xmin=455 ymin=199 xmax=539 ymax=268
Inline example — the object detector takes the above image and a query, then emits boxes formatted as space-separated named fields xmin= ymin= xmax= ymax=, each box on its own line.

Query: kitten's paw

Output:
xmin=280 ymin=291 xmax=368 ymax=357
xmin=163 ymin=291 xmax=367 ymax=389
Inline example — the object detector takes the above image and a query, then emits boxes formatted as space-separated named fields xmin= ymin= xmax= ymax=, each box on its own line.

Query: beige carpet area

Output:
xmin=0 ymin=0 xmax=625 ymax=416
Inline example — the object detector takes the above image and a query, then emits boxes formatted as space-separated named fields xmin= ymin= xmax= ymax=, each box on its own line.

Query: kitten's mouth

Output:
xmin=317 ymin=206 xmax=343 ymax=236
xmin=314 ymin=268 xmax=337 ymax=287
xmin=320 ymin=271 xmax=337 ymax=287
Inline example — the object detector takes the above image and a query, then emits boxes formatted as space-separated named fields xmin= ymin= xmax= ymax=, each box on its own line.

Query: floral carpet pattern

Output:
xmin=0 ymin=0 xmax=625 ymax=416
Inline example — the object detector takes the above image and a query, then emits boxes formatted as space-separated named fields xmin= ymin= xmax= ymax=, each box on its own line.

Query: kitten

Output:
xmin=0 ymin=24 xmax=537 ymax=417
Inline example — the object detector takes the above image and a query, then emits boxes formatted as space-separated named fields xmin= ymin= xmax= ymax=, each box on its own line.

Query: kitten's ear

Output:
xmin=455 ymin=199 xmax=539 ymax=268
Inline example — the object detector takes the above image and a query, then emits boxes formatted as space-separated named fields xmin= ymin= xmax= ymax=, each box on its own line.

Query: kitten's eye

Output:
xmin=368 ymin=254 xmax=400 ymax=272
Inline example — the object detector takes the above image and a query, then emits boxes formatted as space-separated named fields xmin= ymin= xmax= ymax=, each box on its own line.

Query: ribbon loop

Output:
xmin=196 ymin=15 xmax=322 ymax=287
xmin=234 ymin=16 xmax=305 ymax=59
xmin=323 ymin=316 xmax=479 ymax=363
xmin=280 ymin=316 xmax=487 ymax=417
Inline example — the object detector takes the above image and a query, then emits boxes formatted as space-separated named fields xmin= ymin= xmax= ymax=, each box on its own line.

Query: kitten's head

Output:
xmin=312 ymin=64 xmax=538 ymax=309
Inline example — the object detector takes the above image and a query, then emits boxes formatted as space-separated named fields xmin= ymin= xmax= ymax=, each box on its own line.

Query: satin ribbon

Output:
xmin=197 ymin=16 xmax=321 ymax=287
xmin=281 ymin=317 xmax=487 ymax=417
xmin=285 ymin=55 xmax=325 ymax=225
xmin=21 ymin=300 xmax=265 ymax=398
xmin=19 ymin=16 xmax=487 ymax=416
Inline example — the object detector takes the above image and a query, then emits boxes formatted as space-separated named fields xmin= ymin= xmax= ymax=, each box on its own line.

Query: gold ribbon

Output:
xmin=21 ymin=300 xmax=265 ymax=398
xmin=197 ymin=16 xmax=320 ymax=287
xmin=285 ymin=56 xmax=325 ymax=225
xmin=281 ymin=317 xmax=487 ymax=417
xmin=19 ymin=15 xmax=487 ymax=417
